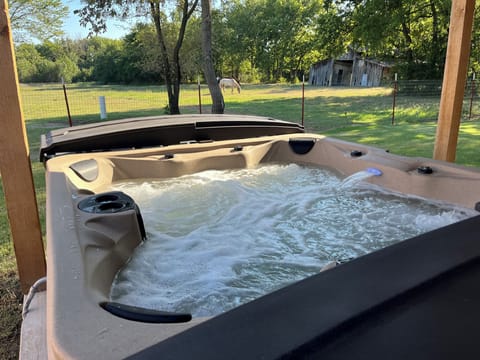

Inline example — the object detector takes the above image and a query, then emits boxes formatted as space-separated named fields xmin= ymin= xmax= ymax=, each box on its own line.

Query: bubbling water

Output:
xmin=109 ymin=164 xmax=475 ymax=317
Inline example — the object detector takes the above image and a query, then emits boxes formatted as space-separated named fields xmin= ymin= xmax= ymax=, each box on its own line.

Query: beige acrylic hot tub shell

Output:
xmin=45 ymin=134 xmax=480 ymax=359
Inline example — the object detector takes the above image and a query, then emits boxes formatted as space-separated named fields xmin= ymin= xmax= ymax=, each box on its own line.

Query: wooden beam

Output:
xmin=433 ymin=0 xmax=475 ymax=162
xmin=0 ymin=0 xmax=46 ymax=294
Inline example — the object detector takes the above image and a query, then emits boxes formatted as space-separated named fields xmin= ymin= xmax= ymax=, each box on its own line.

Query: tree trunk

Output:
xmin=151 ymin=0 xmax=198 ymax=115
xmin=150 ymin=2 xmax=175 ymax=113
xmin=201 ymin=0 xmax=224 ymax=114
xmin=401 ymin=20 xmax=414 ymax=77
xmin=170 ymin=0 xmax=199 ymax=115
xmin=429 ymin=0 xmax=441 ymax=75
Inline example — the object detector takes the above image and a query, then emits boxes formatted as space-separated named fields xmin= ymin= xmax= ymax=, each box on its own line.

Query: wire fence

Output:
xmin=20 ymin=84 xmax=170 ymax=125
xmin=391 ymin=79 xmax=480 ymax=124
xmin=19 ymin=80 xmax=480 ymax=131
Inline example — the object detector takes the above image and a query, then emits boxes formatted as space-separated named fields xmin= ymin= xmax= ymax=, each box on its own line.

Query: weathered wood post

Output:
xmin=433 ymin=0 xmax=475 ymax=162
xmin=0 ymin=0 xmax=46 ymax=294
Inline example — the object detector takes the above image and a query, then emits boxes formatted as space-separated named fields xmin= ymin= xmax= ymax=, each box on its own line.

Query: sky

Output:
xmin=63 ymin=0 xmax=133 ymax=39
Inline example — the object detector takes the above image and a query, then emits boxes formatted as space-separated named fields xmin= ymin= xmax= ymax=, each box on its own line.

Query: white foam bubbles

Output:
xmin=109 ymin=164 xmax=476 ymax=317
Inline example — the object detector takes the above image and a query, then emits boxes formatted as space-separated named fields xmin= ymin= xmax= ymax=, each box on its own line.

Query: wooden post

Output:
xmin=0 ymin=0 xmax=46 ymax=294
xmin=433 ymin=0 xmax=475 ymax=162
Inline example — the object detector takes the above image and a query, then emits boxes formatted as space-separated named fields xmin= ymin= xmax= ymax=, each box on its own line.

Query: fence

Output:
xmin=391 ymin=79 xmax=480 ymax=125
xmin=19 ymin=80 xmax=480 ymax=131
xmin=20 ymin=84 xmax=170 ymax=125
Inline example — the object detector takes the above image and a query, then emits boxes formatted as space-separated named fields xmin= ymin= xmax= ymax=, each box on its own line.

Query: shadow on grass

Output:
xmin=0 ymin=267 xmax=22 ymax=360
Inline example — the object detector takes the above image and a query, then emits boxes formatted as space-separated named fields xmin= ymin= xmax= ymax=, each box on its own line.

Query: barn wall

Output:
xmin=353 ymin=60 xmax=386 ymax=86
xmin=332 ymin=61 xmax=352 ymax=86
xmin=310 ymin=56 xmax=389 ymax=87
xmin=309 ymin=59 xmax=334 ymax=86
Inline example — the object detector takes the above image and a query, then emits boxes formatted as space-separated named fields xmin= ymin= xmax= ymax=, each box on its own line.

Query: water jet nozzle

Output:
xmin=366 ymin=168 xmax=382 ymax=176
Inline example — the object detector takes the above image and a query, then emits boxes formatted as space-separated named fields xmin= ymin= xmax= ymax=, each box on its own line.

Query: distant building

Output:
xmin=309 ymin=50 xmax=391 ymax=87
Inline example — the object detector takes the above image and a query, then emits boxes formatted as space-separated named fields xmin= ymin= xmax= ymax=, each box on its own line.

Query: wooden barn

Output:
xmin=309 ymin=51 xmax=391 ymax=87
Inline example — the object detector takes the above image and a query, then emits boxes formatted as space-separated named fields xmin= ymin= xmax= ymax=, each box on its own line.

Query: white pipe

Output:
xmin=99 ymin=96 xmax=107 ymax=120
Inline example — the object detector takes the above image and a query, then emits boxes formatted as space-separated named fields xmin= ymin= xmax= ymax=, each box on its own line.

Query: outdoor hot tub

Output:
xmin=41 ymin=115 xmax=480 ymax=359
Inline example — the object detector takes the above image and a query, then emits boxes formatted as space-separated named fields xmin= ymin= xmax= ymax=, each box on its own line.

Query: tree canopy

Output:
xmin=15 ymin=0 xmax=480 ymax=85
xmin=9 ymin=0 xmax=68 ymax=43
xmin=75 ymin=0 xmax=199 ymax=114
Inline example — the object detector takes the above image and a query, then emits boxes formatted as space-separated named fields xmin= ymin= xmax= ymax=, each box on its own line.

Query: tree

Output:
xmin=16 ymin=40 xmax=80 ymax=82
xmin=76 ymin=0 xmax=199 ymax=114
xmin=87 ymin=38 xmax=125 ymax=83
xmin=469 ymin=1 xmax=480 ymax=74
xmin=312 ymin=2 xmax=350 ymax=59
xmin=8 ymin=0 xmax=68 ymax=43
xmin=220 ymin=0 xmax=266 ymax=79
xmin=201 ymin=0 xmax=224 ymax=113
xmin=345 ymin=0 xmax=451 ymax=79
xmin=15 ymin=44 xmax=44 ymax=82
xmin=122 ymin=24 xmax=164 ymax=83
xmin=216 ymin=0 xmax=323 ymax=83
xmin=72 ymin=37 xmax=128 ymax=83
xmin=36 ymin=40 xmax=80 ymax=82
xmin=180 ymin=17 xmax=203 ymax=81
xmin=263 ymin=0 xmax=323 ymax=82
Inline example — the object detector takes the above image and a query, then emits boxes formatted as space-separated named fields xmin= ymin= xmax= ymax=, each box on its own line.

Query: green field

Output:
xmin=1 ymin=83 xmax=480 ymax=358
xmin=19 ymin=83 xmax=480 ymax=165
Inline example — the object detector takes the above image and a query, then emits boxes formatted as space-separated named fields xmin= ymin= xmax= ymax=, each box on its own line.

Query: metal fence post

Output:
xmin=301 ymin=75 xmax=305 ymax=127
xmin=62 ymin=78 xmax=73 ymax=126
xmin=469 ymin=72 xmax=475 ymax=120
xmin=392 ymin=73 xmax=398 ymax=125
xmin=198 ymin=75 xmax=202 ymax=114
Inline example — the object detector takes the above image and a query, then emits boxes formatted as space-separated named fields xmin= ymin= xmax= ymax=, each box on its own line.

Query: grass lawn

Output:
xmin=324 ymin=121 xmax=480 ymax=168
xmin=1 ymin=83 xmax=480 ymax=358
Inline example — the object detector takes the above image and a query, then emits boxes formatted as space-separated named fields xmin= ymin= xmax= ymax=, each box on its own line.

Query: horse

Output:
xmin=218 ymin=78 xmax=241 ymax=94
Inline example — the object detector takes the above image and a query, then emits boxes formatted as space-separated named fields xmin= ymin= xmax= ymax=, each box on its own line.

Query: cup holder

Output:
xmin=95 ymin=194 xmax=120 ymax=203
xmin=98 ymin=202 xmax=125 ymax=212
xmin=78 ymin=191 xmax=147 ymax=240
xmin=78 ymin=191 xmax=135 ymax=214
